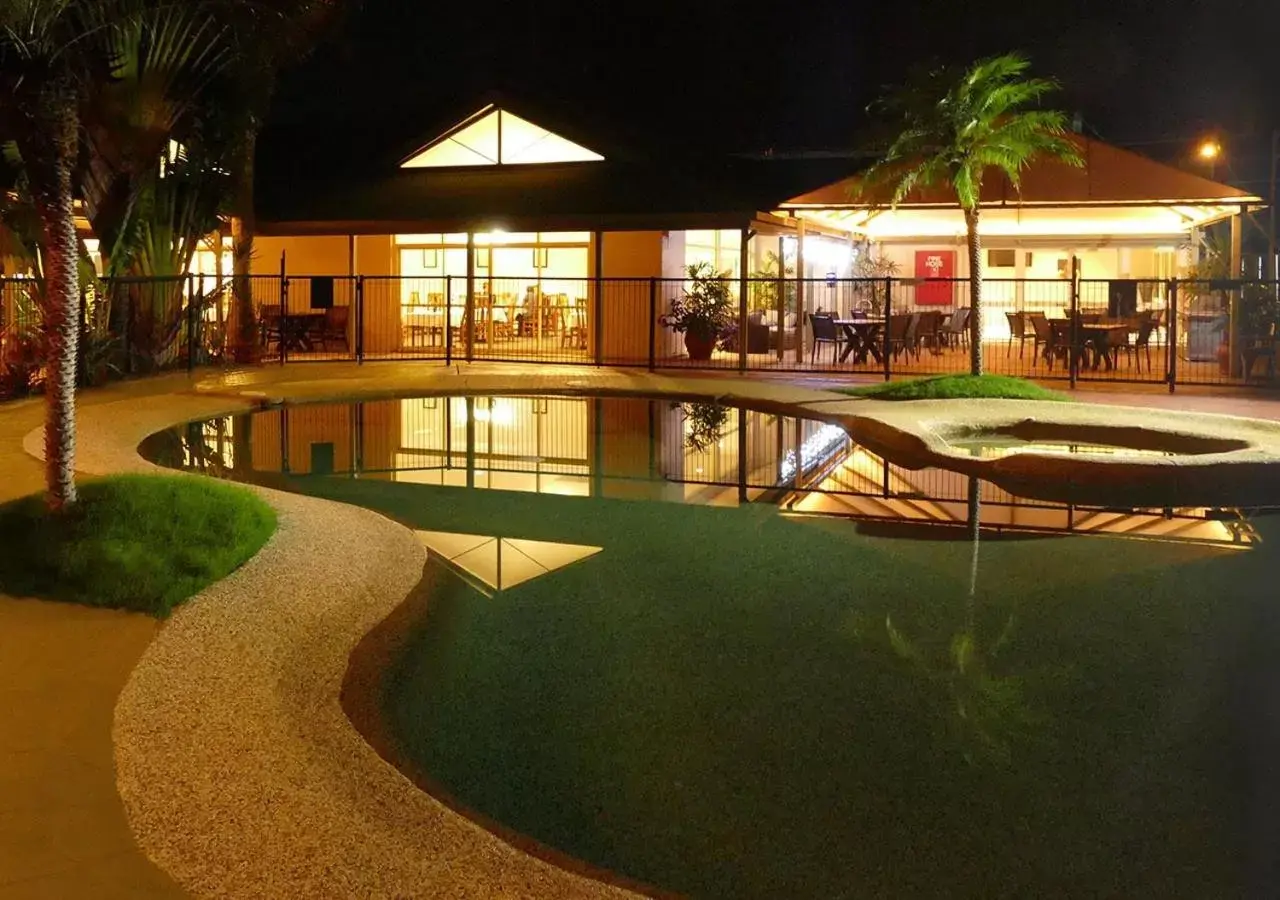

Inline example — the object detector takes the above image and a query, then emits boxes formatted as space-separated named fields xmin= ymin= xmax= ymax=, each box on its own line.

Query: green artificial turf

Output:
xmin=288 ymin=473 xmax=1271 ymax=900
xmin=0 ymin=474 xmax=276 ymax=617
xmin=838 ymin=373 xmax=1069 ymax=402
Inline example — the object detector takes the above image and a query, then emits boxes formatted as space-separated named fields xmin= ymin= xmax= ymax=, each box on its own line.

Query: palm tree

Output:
xmin=1 ymin=0 xmax=334 ymax=508
xmin=863 ymin=54 xmax=1083 ymax=375
xmin=0 ymin=0 xmax=95 ymax=510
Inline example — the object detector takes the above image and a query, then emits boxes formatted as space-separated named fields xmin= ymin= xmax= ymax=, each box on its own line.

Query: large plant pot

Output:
xmin=684 ymin=330 xmax=715 ymax=361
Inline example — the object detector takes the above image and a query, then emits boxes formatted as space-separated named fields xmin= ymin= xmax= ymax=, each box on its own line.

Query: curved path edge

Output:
xmin=29 ymin=380 xmax=644 ymax=898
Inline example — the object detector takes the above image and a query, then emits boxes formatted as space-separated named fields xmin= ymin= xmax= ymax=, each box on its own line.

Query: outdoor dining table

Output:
xmin=833 ymin=317 xmax=886 ymax=364
xmin=1078 ymin=323 xmax=1133 ymax=371
xmin=1045 ymin=319 xmax=1133 ymax=371
xmin=280 ymin=312 xmax=326 ymax=353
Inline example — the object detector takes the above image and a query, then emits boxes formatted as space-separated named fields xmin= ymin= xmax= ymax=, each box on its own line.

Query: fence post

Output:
xmin=594 ymin=275 xmax=604 ymax=367
xmin=355 ymin=276 xmax=365 ymax=364
xmin=1167 ymin=279 xmax=1178 ymax=393
xmin=77 ymin=281 xmax=88 ymax=386
xmin=882 ymin=277 xmax=892 ymax=382
xmin=279 ymin=275 xmax=289 ymax=366
xmin=1069 ymin=257 xmax=1079 ymax=389
xmin=445 ymin=276 xmax=453 ymax=365
xmin=122 ymin=283 xmax=133 ymax=376
xmin=737 ymin=274 xmax=748 ymax=373
xmin=648 ymin=277 xmax=657 ymax=372
xmin=186 ymin=273 xmax=198 ymax=374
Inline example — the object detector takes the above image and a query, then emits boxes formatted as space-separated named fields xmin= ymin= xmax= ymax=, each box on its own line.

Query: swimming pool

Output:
xmin=141 ymin=393 xmax=1278 ymax=898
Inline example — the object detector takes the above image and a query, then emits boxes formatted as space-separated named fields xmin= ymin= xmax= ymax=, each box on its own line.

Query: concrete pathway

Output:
xmin=0 ymin=378 xmax=194 ymax=900
xmin=1 ymin=361 xmax=1277 ymax=898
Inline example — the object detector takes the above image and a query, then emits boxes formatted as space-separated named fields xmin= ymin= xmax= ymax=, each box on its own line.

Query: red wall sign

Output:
xmin=914 ymin=250 xmax=956 ymax=306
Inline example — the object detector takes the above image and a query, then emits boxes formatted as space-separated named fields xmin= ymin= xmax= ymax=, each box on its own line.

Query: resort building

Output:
xmin=246 ymin=95 xmax=1260 ymax=364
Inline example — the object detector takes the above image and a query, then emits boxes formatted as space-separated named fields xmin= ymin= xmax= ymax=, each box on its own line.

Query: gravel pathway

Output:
xmin=113 ymin=486 xmax=638 ymax=899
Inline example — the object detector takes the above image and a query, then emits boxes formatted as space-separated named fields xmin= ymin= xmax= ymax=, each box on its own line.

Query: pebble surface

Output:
xmin=113 ymin=486 xmax=640 ymax=899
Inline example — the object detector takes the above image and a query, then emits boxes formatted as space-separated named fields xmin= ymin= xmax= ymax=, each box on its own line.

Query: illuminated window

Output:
xmin=401 ymin=107 xmax=604 ymax=169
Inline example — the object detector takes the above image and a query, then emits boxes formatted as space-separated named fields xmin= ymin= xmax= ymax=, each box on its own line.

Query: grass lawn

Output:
xmin=289 ymin=474 xmax=1274 ymax=899
xmin=0 ymin=474 xmax=276 ymax=617
xmin=838 ymin=373 xmax=1068 ymax=402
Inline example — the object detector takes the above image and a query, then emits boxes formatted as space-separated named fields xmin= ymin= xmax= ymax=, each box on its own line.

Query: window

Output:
xmin=987 ymin=249 xmax=1017 ymax=268
xmin=401 ymin=107 xmax=604 ymax=169
xmin=684 ymin=229 xmax=741 ymax=278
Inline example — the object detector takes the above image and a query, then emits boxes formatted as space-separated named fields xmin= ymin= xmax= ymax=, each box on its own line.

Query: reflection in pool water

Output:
xmin=141 ymin=394 xmax=1278 ymax=898
xmin=945 ymin=435 xmax=1176 ymax=459
xmin=140 ymin=394 xmax=1256 ymax=546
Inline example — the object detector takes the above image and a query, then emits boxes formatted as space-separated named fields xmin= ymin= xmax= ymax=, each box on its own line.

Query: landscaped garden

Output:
xmin=839 ymin=373 xmax=1069 ymax=402
xmin=0 ymin=474 xmax=275 ymax=617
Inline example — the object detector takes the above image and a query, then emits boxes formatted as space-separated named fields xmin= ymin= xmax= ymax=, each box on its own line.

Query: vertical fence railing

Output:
xmin=5 ymin=274 xmax=1280 ymax=403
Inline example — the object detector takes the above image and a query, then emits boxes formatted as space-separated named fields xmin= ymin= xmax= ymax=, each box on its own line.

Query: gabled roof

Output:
xmin=399 ymin=104 xmax=604 ymax=169
xmin=782 ymin=135 xmax=1262 ymax=209
xmin=255 ymin=93 xmax=848 ymax=234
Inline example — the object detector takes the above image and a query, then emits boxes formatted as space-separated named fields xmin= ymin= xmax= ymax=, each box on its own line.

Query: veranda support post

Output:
xmin=647 ymin=277 xmax=657 ymax=372
xmin=738 ymin=228 xmax=750 ymax=373
xmin=1069 ymin=256 xmax=1080 ymax=388
xmin=445 ymin=275 xmax=454 ymax=365
xmin=594 ymin=231 xmax=604 ymax=366
xmin=355 ymin=276 xmax=365 ymax=364
xmin=279 ymin=275 xmax=288 ymax=366
xmin=1167 ymin=279 xmax=1178 ymax=393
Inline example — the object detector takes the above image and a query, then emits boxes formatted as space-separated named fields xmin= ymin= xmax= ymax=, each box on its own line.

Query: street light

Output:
xmin=1197 ymin=138 xmax=1222 ymax=180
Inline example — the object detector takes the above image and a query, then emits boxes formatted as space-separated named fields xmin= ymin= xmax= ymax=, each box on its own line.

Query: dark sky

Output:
xmin=270 ymin=0 xmax=1280 ymax=191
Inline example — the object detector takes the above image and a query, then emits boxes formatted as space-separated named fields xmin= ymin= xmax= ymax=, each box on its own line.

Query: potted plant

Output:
xmin=854 ymin=248 xmax=900 ymax=316
xmin=1236 ymin=284 xmax=1280 ymax=377
xmin=661 ymin=262 xmax=734 ymax=361
xmin=678 ymin=402 xmax=731 ymax=452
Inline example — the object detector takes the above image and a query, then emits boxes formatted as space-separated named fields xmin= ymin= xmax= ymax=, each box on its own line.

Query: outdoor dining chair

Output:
xmin=941 ymin=307 xmax=970 ymax=348
xmin=914 ymin=311 xmax=944 ymax=355
xmin=809 ymin=314 xmax=841 ymax=364
xmin=1034 ymin=316 xmax=1066 ymax=369
xmin=1117 ymin=316 xmax=1156 ymax=372
xmin=316 ymin=306 xmax=350 ymax=352
xmin=1005 ymin=311 xmax=1034 ymax=357
xmin=887 ymin=313 xmax=919 ymax=360
xmin=258 ymin=304 xmax=283 ymax=349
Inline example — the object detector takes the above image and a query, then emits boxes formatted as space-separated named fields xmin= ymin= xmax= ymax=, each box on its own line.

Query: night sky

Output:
xmin=268 ymin=0 xmax=1280 ymax=191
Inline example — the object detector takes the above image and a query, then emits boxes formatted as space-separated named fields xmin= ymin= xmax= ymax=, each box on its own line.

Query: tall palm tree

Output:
xmin=0 ymin=0 xmax=96 ymax=510
xmin=863 ymin=54 xmax=1083 ymax=375
xmin=1 ymin=0 xmax=330 ymax=508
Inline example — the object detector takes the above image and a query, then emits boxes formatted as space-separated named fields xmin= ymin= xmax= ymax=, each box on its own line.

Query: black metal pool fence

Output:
xmin=2 ymin=274 xmax=1278 ymax=400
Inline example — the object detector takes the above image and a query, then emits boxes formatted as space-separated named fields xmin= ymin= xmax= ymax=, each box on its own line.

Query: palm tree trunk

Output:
xmin=231 ymin=129 xmax=258 ymax=363
xmin=967 ymin=475 xmax=982 ymax=627
xmin=26 ymin=86 xmax=81 ymax=510
xmin=964 ymin=207 xmax=984 ymax=376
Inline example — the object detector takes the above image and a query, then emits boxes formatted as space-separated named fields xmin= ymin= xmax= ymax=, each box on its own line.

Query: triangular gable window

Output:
xmin=401 ymin=107 xmax=603 ymax=169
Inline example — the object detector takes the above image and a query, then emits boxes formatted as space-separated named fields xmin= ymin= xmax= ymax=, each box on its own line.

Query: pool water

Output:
xmin=141 ymin=394 xmax=1279 ymax=899
xmin=946 ymin=435 xmax=1175 ymax=459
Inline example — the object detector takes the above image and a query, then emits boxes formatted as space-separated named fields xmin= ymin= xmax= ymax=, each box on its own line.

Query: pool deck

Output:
xmin=2 ymin=362 xmax=1280 ymax=898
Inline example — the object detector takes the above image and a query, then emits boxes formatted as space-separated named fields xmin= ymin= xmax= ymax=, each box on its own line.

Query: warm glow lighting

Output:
xmin=402 ymin=107 xmax=603 ymax=168
xmin=780 ymin=424 xmax=848 ymax=482
xmin=1197 ymin=140 xmax=1221 ymax=161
